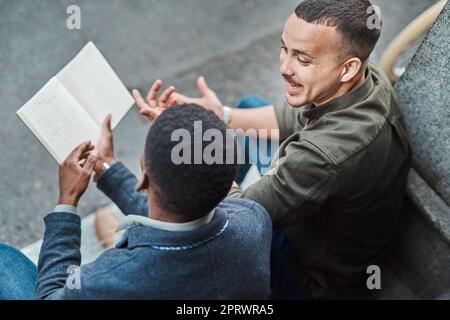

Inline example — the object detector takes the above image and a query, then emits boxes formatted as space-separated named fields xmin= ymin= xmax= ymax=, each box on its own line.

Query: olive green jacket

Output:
xmin=229 ymin=64 xmax=412 ymax=299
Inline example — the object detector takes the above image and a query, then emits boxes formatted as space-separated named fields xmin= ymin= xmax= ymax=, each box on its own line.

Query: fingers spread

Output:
xmin=159 ymin=86 xmax=175 ymax=105
xmin=146 ymin=80 xmax=162 ymax=104
xmin=133 ymin=89 xmax=151 ymax=110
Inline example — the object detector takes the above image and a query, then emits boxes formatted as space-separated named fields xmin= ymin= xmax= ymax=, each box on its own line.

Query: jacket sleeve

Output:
xmin=228 ymin=140 xmax=339 ymax=229
xmin=36 ymin=212 xmax=85 ymax=300
xmin=97 ymin=162 xmax=148 ymax=216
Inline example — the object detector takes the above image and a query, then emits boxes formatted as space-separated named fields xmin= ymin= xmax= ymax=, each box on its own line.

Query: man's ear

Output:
xmin=135 ymin=171 xmax=150 ymax=192
xmin=340 ymin=57 xmax=363 ymax=83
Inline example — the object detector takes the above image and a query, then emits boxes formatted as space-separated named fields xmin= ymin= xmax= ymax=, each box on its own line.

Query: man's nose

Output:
xmin=280 ymin=59 xmax=295 ymax=77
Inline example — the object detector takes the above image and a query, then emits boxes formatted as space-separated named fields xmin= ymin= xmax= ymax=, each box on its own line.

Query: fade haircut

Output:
xmin=145 ymin=104 xmax=237 ymax=217
xmin=295 ymin=0 xmax=381 ymax=61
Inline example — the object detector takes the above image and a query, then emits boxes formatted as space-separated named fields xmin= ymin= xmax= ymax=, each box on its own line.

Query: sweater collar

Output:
xmin=115 ymin=209 xmax=216 ymax=233
xmin=115 ymin=208 xmax=228 ymax=250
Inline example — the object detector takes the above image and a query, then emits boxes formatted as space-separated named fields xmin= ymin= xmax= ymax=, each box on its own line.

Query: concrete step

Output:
xmin=385 ymin=171 xmax=450 ymax=300
xmin=390 ymin=0 xmax=450 ymax=300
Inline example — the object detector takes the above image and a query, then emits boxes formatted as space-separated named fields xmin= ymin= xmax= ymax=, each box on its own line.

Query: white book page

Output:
xmin=17 ymin=78 xmax=100 ymax=164
xmin=56 ymin=42 xmax=134 ymax=129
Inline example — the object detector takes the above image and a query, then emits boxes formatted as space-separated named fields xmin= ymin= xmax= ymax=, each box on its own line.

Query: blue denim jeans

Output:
xmin=234 ymin=96 xmax=304 ymax=300
xmin=0 ymin=244 xmax=36 ymax=300
xmin=234 ymin=95 xmax=277 ymax=184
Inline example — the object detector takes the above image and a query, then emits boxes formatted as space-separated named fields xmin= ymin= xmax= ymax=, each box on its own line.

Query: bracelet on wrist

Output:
xmin=222 ymin=106 xmax=232 ymax=126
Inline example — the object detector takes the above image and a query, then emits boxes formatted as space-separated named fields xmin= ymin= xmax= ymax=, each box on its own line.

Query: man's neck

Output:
xmin=314 ymin=67 xmax=367 ymax=107
xmin=148 ymin=199 xmax=205 ymax=223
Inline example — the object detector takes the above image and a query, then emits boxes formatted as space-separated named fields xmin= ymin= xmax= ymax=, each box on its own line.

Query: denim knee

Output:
xmin=236 ymin=95 xmax=271 ymax=109
xmin=0 ymin=244 xmax=35 ymax=270
xmin=0 ymin=244 xmax=22 ymax=259
xmin=0 ymin=244 xmax=37 ymax=300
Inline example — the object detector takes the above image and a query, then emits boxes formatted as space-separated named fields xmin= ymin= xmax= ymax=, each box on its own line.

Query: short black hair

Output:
xmin=145 ymin=104 xmax=237 ymax=217
xmin=295 ymin=0 xmax=381 ymax=61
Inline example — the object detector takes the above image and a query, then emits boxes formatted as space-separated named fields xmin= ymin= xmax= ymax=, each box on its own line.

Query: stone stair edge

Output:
xmin=407 ymin=168 xmax=450 ymax=245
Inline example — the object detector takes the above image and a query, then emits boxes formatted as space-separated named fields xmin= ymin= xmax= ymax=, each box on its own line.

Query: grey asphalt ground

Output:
xmin=0 ymin=0 xmax=437 ymax=247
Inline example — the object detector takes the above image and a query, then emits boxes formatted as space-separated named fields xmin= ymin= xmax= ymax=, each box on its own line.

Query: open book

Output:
xmin=17 ymin=42 xmax=134 ymax=164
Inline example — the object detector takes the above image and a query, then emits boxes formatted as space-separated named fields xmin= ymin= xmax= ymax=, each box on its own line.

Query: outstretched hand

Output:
xmin=171 ymin=76 xmax=224 ymax=119
xmin=132 ymin=80 xmax=177 ymax=123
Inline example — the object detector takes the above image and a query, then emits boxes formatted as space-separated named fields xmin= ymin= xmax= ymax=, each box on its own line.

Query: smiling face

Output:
xmin=280 ymin=14 xmax=352 ymax=108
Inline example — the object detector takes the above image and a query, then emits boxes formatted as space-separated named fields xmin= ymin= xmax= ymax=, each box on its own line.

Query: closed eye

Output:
xmin=297 ymin=57 xmax=310 ymax=65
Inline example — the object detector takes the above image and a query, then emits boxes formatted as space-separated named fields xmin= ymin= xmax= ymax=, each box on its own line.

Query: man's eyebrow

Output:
xmin=281 ymin=37 xmax=314 ymax=60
